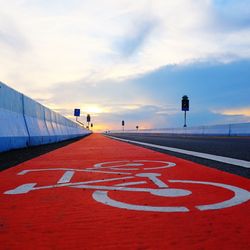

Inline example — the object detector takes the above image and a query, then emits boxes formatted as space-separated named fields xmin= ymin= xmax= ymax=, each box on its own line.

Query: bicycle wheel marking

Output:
xmin=3 ymin=160 xmax=250 ymax=212
xmin=90 ymin=179 xmax=250 ymax=212
xmin=91 ymin=160 xmax=176 ymax=171
xmin=92 ymin=191 xmax=190 ymax=212
xmin=169 ymin=180 xmax=250 ymax=211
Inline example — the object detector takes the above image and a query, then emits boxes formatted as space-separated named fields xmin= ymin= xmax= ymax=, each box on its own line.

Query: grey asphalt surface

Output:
xmin=0 ymin=135 xmax=89 ymax=172
xmin=108 ymin=133 xmax=250 ymax=179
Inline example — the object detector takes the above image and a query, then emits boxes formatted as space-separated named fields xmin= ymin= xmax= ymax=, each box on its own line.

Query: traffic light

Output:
xmin=122 ymin=120 xmax=125 ymax=131
xmin=182 ymin=95 xmax=189 ymax=111
xmin=87 ymin=114 xmax=91 ymax=123
xmin=181 ymin=95 xmax=189 ymax=127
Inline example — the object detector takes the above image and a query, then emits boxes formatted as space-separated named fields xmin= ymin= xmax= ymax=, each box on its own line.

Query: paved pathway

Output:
xmin=0 ymin=134 xmax=249 ymax=249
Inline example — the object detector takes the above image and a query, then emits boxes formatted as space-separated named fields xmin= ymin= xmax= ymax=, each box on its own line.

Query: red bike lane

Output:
xmin=0 ymin=134 xmax=249 ymax=249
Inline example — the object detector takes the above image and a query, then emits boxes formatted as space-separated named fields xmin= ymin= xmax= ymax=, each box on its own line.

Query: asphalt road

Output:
xmin=108 ymin=133 xmax=250 ymax=179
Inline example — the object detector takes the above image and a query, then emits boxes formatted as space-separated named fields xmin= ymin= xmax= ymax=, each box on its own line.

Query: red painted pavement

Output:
xmin=0 ymin=134 xmax=249 ymax=249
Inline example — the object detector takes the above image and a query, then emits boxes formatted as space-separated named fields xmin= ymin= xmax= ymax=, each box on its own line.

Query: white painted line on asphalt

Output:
xmin=107 ymin=136 xmax=250 ymax=169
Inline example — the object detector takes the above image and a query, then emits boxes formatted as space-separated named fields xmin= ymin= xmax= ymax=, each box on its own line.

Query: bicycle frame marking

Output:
xmin=4 ymin=160 xmax=250 ymax=212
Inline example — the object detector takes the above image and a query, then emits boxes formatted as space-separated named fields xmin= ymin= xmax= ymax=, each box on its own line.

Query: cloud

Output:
xmin=56 ymin=102 xmax=250 ymax=132
xmin=114 ymin=16 xmax=158 ymax=57
xmin=64 ymin=104 xmax=180 ymax=131
xmin=212 ymin=0 xmax=250 ymax=30
xmin=0 ymin=10 xmax=29 ymax=51
xmin=37 ymin=59 xmax=250 ymax=131
xmin=0 ymin=0 xmax=250 ymax=130
xmin=218 ymin=107 xmax=250 ymax=117
xmin=136 ymin=59 xmax=250 ymax=107
xmin=0 ymin=28 xmax=28 ymax=51
xmin=1 ymin=0 xmax=250 ymax=91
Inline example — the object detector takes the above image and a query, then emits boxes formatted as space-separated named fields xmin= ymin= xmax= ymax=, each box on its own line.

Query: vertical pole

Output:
xmin=184 ymin=111 xmax=187 ymax=127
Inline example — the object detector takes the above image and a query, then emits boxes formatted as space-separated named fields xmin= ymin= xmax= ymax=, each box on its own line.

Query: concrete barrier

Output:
xmin=0 ymin=82 xmax=91 ymax=152
xmin=110 ymin=123 xmax=250 ymax=136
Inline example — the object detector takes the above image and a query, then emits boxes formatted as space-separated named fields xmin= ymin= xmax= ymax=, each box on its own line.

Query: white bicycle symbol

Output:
xmin=4 ymin=160 xmax=250 ymax=212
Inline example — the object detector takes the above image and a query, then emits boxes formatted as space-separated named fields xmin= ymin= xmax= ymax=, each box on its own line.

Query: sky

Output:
xmin=0 ymin=0 xmax=250 ymax=131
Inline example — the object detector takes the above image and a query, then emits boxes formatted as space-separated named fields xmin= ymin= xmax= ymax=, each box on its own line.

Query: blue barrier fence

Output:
xmin=0 ymin=82 xmax=91 ymax=152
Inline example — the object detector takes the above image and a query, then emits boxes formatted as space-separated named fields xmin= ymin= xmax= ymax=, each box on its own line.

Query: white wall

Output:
xmin=0 ymin=82 xmax=91 ymax=152
xmin=110 ymin=123 xmax=250 ymax=136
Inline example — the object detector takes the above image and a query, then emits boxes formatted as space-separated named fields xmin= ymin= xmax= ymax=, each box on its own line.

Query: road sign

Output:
xmin=74 ymin=109 xmax=80 ymax=117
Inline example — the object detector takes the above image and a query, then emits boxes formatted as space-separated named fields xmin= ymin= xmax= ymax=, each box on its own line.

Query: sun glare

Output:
xmin=82 ymin=105 xmax=103 ymax=114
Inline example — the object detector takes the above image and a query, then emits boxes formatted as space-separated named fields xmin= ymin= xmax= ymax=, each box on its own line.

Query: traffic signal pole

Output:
xmin=87 ymin=114 xmax=91 ymax=129
xmin=181 ymin=95 xmax=189 ymax=128
xmin=122 ymin=120 xmax=125 ymax=132
xmin=184 ymin=110 xmax=187 ymax=127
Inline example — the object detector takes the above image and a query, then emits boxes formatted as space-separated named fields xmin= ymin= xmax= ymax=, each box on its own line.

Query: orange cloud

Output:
xmin=221 ymin=107 xmax=250 ymax=116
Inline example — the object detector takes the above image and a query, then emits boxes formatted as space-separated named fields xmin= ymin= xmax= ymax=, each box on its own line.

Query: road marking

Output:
xmin=18 ymin=168 xmax=131 ymax=176
xmin=57 ymin=170 xmax=75 ymax=184
xmin=169 ymin=180 xmax=250 ymax=210
xmin=4 ymin=164 xmax=250 ymax=212
xmin=136 ymin=173 xmax=168 ymax=188
xmin=107 ymin=136 xmax=250 ymax=169
xmin=92 ymin=160 xmax=176 ymax=170
xmin=1 ymin=134 xmax=250 ymax=249
xmin=92 ymin=191 xmax=190 ymax=212
xmin=92 ymin=179 xmax=250 ymax=212
xmin=116 ymin=181 xmax=146 ymax=187
xmin=4 ymin=176 xmax=134 ymax=194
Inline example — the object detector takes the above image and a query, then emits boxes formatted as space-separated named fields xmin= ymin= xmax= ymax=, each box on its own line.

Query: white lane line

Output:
xmin=107 ymin=136 xmax=250 ymax=169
